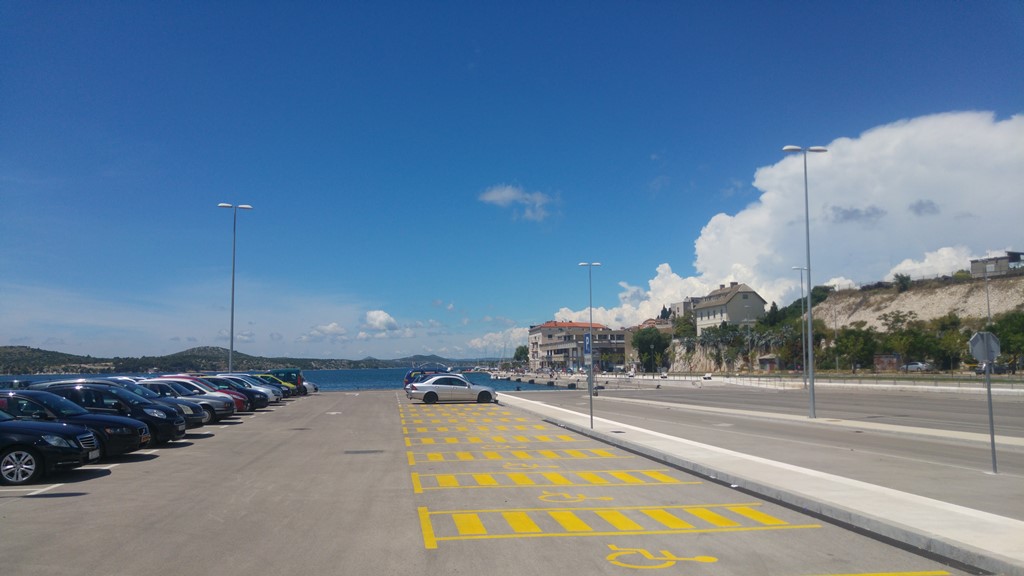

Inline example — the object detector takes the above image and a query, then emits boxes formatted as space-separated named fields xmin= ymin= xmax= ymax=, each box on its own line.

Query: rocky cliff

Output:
xmin=815 ymin=274 xmax=1024 ymax=331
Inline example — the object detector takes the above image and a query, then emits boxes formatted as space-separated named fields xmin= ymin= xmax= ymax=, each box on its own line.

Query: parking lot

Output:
xmin=1 ymin=391 xmax=982 ymax=575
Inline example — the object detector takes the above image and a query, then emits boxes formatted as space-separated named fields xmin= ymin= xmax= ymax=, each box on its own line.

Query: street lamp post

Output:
xmin=783 ymin=145 xmax=827 ymax=418
xmin=579 ymin=262 xmax=601 ymax=428
xmin=792 ymin=266 xmax=807 ymax=390
xmin=218 ymin=202 xmax=253 ymax=372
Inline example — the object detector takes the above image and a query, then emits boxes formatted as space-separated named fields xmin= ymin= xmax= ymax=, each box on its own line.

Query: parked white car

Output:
xmin=405 ymin=374 xmax=496 ymax=404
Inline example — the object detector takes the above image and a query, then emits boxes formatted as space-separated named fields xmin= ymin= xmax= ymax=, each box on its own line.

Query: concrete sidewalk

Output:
xmin=499 ymin=393 xmax=1024 ymax=576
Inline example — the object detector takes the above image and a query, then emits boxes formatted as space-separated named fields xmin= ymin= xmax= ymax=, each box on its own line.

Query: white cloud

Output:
xmin=363 ymin=310 xmax=399 ymax=331
xmin=558 ymin=111 xmax=1023 ymax=322
xmin=886 ymin=246 xmax=976 ymax=280
xmin=467 ymin=327 xmax=530 ymax=354
xmin=479 ymin=184 xmax=552 ymax=222
xmin=297 ymin=322 xmax=348 ymax=343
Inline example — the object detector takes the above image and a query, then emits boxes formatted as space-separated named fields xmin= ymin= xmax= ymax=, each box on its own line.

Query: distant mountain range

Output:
xmin=0 ymin=345 xmax=463 ymax=376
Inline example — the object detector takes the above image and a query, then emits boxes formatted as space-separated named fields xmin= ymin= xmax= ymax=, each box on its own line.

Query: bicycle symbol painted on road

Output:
xmin=538 ymin=490 xmax=613 ymax=503
xmin=605 ymin=544 xmax=717 ymax=570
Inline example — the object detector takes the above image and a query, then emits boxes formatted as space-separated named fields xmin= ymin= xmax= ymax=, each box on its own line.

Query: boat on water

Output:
xmin=402 ymin=362 xmax=451 ymax=386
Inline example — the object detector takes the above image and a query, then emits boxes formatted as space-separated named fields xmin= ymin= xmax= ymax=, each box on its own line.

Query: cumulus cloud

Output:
xmin=363 ymin=310 xmax=399 ymax=331
xmin=297 ymin=322 xmax=348 ymax=343
xmin=352 ymin=310 xmax=417 ymax=341
xmin=559 ymin=111 xmax=1023 ymax=325
xmin=467 ymin=327 xmax=530 ymax=353
xmin=479 ymin=184 xmax=552 ymax=222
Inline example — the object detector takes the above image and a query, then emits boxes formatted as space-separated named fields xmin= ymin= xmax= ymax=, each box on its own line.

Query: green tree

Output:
xmin=632 ymin=327 xmax=671 ymax=372
xmin=929 ymin=313 xmax=967 ymax=371
xmin=673 ymin=312 xmax=696 ymax=339
xmin=835 ymin=321 xmax=879 ymax=371
xmin=894 ymin=273 xmax=912 ymax=293
xmin=992 ymin=311 xmax=1024 ymax=373
xmin=513 ymin=345 xmax=529 ymax=363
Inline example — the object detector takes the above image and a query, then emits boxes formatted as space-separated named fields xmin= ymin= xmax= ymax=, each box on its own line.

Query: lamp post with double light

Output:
xmin=579 ymin=262 xmax=600 ymax=428
xmin=218 ymin=202 xmax=253 ymax=372
xmin=783 ymin=145 xmax=827 ymax=418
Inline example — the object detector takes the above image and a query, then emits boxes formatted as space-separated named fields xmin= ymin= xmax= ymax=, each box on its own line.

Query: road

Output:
xmin=514 ymin=381 xmax=1024 ymax=519
xmin=1 ymin=389 xmax=1013 ymax=576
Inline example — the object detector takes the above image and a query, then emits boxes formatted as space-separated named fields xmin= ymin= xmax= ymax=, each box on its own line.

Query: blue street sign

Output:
xmin=584 ymin=333 xmax=592 ymax=355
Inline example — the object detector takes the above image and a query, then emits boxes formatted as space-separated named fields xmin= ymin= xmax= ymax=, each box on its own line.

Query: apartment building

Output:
xmin=528 ymin=321 xmax=629 ymax=372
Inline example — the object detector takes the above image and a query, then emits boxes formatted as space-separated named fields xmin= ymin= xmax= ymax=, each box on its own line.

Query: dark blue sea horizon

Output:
xmin=3 ymin=368 xmax=558 ymax=393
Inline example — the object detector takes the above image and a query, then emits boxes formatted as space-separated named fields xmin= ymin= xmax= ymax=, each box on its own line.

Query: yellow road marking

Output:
xmin=418 ymin=503 xmax=817 ymax=549
xmin=406 ymin=447 xmax=633 ymax=465
xmin=410 ymin=468 xmax=690 ymax=491
xmin=550 ymin=510 xmax=593 ymax=532
xmin=452 ymin=513 xmax=487 ymax=535
xmin=641 ymin=508 xmax=695 ymax=529
xmin=503 ymin=511 xmax=543 ymax=533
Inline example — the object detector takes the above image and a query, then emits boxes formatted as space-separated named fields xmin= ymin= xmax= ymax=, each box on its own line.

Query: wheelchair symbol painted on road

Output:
xmin=538 ymin=490 xmax=613 ymax=503
xmin=605 ymin=544 xmax=717 ymax=569
xmin=503 ymin=462 xmax=560 ymax=470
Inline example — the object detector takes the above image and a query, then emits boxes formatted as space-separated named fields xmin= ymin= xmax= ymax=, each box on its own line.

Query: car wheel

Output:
xmin=1 ymin=447 xmax=43 ymax=485
xmin=200 ymin=406 xmax=215 ymax=424
xmin=423 ymin=392 xmax=438 ymax=404
xmin=477 ymin=391 xmax=492 ymax=403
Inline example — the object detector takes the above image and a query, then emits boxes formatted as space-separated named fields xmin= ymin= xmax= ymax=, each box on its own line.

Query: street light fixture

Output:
xmin=783 ymin=145 xmax=827 ymax=418
xmin=578 ymin=262 xmax=601 ymax=428
xmin=219 ymin=202 xmax=253 ymax=372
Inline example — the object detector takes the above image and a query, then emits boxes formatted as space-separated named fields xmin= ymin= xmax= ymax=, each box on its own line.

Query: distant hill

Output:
xmin=0 ymin=346 xmax=463 ymax=376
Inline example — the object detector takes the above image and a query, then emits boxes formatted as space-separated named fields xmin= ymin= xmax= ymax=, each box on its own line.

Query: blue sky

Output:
xmin=2 ymin=1 xmax=1022 ymax=360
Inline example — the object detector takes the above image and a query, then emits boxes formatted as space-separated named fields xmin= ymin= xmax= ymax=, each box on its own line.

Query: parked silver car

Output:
xmin=216 ymin=374 xmax=283 ymax=403
xmin=405 ymin=374 xmax=496 ymax=404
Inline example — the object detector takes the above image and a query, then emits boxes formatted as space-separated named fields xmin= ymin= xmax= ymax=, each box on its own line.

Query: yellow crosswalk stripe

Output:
xmin=452 ymin=513 xmax=487 ymax=535
xmin=549 ymin=511 xmax=592 ymax=532
xmin=687 ymin=507 xmax=742 ymax=527
xmin=641 ymin=508 xmax=695 ymax=529
xmin=595 ymin=510 xmax=645 ymax=531
xmin=503 ymin=511 xmax=543 ymax=533
xmin=418 ymin=503 xmax=813 ymax=549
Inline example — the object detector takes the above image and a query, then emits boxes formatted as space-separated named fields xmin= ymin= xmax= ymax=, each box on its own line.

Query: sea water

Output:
xmin=306 ymin=368 xmax=556 ymax=393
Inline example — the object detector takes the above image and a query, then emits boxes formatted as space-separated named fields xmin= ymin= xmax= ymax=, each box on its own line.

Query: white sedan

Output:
xmin=405 ymin=374 xmax=496 ymax=404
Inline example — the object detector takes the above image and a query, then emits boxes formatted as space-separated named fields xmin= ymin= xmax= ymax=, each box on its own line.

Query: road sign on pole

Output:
xmin=969 ymin=331 xmax=1000 ymax=363
xmin=968 ymin=331 xmax=1000 ymax=474
xmin=584 ymin=333 xmax=592 ymax=364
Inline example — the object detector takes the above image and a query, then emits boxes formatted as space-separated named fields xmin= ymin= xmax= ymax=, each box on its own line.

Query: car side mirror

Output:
xmin=113 ymin=400 xmax=130 ymax=415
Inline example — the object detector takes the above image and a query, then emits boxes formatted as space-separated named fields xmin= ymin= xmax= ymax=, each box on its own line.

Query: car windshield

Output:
xmin=104 ymin=386 xmax=148 ymax=406
xmin=122 ymin=382 xmax=161 ymax=399
xmin=165 ymin=381 xmax=198 ymax=395
xmin=32 ymin=393 xmax=91 ymax=417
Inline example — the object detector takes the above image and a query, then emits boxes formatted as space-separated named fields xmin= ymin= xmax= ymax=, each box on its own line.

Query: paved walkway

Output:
xmin=499 ymin=392 xmax=1024 ymax=576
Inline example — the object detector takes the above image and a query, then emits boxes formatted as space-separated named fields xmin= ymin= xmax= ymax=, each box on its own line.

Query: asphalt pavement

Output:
xmin=500 ymin=380 xmax=1024 ymax=576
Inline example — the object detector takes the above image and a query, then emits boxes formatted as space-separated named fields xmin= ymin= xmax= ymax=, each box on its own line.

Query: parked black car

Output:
xmin=30 ymin=382 xmax=186 ymax=444
xmin=137 ymin=379 xmax=236 ymax=424
xmin=1 ymin=390 xmax=150 ymax=458
xmin=92 ymin=378 xmax=206 ymax=430
xmin=975 ymin=362 xmax=1009 ymax=375
xmin=1 ymin=408 xmax=98 ymax=485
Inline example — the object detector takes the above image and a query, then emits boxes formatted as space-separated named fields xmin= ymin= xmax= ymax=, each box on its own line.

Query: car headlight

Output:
xmin=103 ymin=426 xmax=133 ymax=435
xmin=143 ymin=407 xmax=168 ymax=418
xmin=41 ymin=434 xmax=74 ymax=448
xmin=179 ymin=405 xmax=194 ymax=414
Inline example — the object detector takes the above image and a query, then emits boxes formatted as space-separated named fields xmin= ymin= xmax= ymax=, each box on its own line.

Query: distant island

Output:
xmin=0 ymin=345 xmax=464 ymax=376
